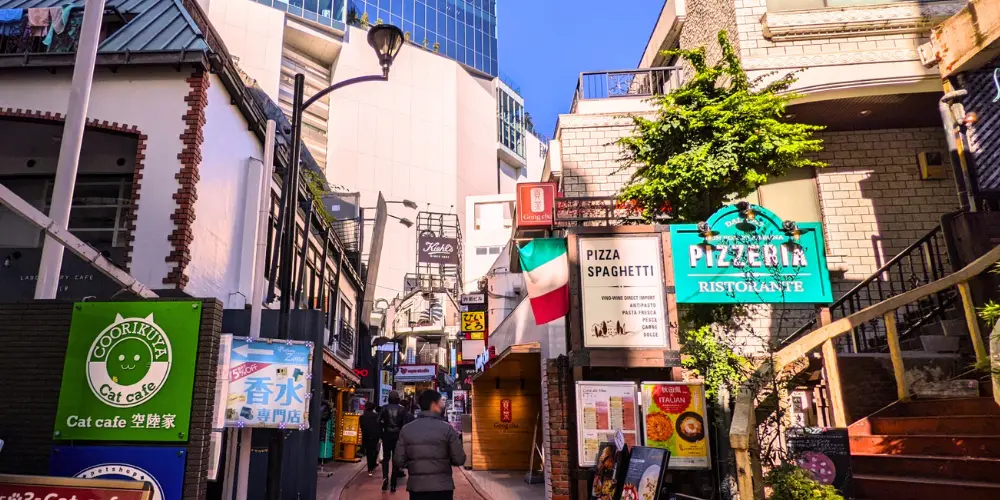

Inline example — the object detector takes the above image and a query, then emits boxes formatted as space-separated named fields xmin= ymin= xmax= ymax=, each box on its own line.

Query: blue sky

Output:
xmin=496 ymin=0 xmax=665 ymax=138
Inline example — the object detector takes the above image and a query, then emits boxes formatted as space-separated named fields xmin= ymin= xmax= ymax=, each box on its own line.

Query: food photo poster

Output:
xmin=640 ymin=381 xmax=710 ymax=469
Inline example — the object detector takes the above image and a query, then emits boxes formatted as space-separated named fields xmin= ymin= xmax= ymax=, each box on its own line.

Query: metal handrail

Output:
xmin=569 ymin=66 xmax=681 ymax=114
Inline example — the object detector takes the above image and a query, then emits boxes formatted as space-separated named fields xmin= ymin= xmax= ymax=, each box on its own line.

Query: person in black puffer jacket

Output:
xmin=394 ymin=390 xmax=466 ymax=500
xmin=359 ymin=401 xmax=381 ymax=476
xmin=378 ymin=391 xmax=407 ymax=492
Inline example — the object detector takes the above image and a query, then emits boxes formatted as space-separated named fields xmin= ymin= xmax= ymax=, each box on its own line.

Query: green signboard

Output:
xmin=53 ymin=301 xmax=202 ymax=441
xmin=670 ymin=204 xmax=832 ymax=304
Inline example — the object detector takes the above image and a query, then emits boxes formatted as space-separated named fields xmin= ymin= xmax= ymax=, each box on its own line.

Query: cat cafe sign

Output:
xmin=418 ymin=235 xmax=459 ymax=265
xmin=578 ymin=235 xmax=669 ymax=348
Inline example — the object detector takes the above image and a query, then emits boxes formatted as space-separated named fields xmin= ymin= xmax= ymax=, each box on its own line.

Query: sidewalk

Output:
xmin=462 ymin=469 xmax=545 ymax=500
xmin=339 ymin=467 xmax=487 ymax=499
xmin=317 ymin=461 xmax=365 ymax=500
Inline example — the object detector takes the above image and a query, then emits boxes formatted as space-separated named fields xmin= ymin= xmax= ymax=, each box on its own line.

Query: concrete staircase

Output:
xmin=849 ymin=393 xmax=1000 ymax=499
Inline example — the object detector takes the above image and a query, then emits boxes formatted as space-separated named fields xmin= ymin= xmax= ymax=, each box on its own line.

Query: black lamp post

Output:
xmin=268 ymin=23 xmax=403 ymax=500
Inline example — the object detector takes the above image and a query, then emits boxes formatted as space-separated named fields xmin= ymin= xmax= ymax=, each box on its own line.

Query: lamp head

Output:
xmin=367 ymin=24 xmax=404 ymax=77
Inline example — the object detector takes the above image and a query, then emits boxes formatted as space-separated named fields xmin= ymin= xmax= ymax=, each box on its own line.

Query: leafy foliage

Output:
xmin=301 ymin=169 xmax=335 ymax=223
xmin=618 ymin=31 xmax=825 ymax=222
xmin=766 ymin=464 xmax=843 ymax=500
xmin=680 ymin=325 xmax=750 ymax=399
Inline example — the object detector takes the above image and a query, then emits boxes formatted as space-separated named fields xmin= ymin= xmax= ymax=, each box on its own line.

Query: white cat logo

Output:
xmin=86 ymin=313 xmax=172 ymax=408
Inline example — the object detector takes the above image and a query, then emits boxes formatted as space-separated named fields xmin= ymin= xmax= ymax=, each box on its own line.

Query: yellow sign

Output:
xmin=466 ymin=332 xmax=484 ymax=340
xmin=339 ymin=412 xmax=361 ymax=445
xmin=640 ymin=382 xmax=709 ymax=469
xmin=461 ymin=311 xmax=485 ymax=332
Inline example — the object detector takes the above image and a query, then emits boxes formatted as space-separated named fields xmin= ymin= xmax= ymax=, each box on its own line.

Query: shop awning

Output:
xmin=323 ymin=347 xmax=360 ymax=386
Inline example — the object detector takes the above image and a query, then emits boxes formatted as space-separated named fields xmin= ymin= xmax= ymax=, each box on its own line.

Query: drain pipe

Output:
xmin=940 ymin=89 xmax=973 ymax=212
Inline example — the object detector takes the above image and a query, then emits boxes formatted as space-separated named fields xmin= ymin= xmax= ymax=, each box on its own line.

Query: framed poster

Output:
xmin=224 ymin=337 xmax=314 ymax=429
xmin=50 ymin=445 xmax=186 ymax=500
xmin=640 ymin=381 xmax=710 ymax=469
xmin=579 ymin=236 xmax=669 ymax=348
xmin=575 ymin=381 xmax=640 ymax=467
xmin=620 ymin=446 xmax=669 ymax=500
xmin=53 ymin=301 xmax=202 ymax=442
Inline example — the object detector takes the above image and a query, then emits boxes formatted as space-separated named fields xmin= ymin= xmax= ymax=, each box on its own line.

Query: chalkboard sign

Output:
xmin=787 ymin=428 xmax=852 ymax=496
xmin=620 ymin=446 xmax=669 ymax=500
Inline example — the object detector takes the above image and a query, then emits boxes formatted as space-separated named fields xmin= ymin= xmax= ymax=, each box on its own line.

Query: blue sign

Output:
xmin=50 ymin=445 xmax=186 ymax=500
xmin=225 ymin=337 xmax=314 ymax=429
xmin=670 ymin=204 xmax=833 ymax=304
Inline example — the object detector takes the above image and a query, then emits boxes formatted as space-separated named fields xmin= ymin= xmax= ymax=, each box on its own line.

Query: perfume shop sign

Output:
xmin=578 ymin=236 xmax=669 ymax=348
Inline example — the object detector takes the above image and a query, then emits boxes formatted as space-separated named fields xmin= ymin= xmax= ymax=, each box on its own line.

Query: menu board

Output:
xmin=640 ymin=382 xmax=710 ymax=469
xmin=787 ymin=428 xmax=853 ymax=496
xmin=620 ymin=446 xmax=669 ymax=500
xmin=576 ymin=381 xmax=640 ymax=466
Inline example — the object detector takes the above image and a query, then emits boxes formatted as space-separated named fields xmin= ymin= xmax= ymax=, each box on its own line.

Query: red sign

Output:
xmin=230 ymin=361 xmax=270 ymax=382
xmin=652 ymin=384 xmax=692 ymax=413
xmin=0 ymin=475 xmax=151 ymax=500
xmin=353 ymin=368 xmax=369 ymax=377
xmin=516 ymin=182 xmax=556 ymax=228
xmin=500 ymin=399 xmax=513 ymax=423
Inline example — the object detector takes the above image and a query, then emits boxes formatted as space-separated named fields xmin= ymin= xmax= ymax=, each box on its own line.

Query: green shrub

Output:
xmin=765 ymin=464 xmax=843 ymax=500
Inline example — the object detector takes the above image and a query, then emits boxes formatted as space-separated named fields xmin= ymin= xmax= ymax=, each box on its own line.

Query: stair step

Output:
xmin=854 ymin=473 xmax=1000 ymax=500
xmin=866 ymin=415 xmax=1000 ymax=435
xmin=878 ymin=397 xmax=1000 ymax=418
xmin=849 ymin=434 xmax=1000 ymax=457
xmin=852 ymin=453 xmax=1000 ymax=483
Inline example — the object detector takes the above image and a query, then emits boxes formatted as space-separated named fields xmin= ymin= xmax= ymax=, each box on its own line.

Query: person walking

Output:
xmin=378 ymin=391 xmax=407 ymax=492
xmin=394 ymin=390 xmax=466 ymax=500
xmin=359 ymin=401 xmax=381 ymax=477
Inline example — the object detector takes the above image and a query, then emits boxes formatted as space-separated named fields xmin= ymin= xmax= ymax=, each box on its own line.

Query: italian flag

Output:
xmin=519 ymin=238 xmax=569 ymax=325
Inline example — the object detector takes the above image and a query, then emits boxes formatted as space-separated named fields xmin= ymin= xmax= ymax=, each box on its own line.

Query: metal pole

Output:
xmin=294 ymin=201 xmax=314 ymax=307
xmin=230 ymin=120 xmax=276 ymax=500
xmin=34 ymin=0 xmax=107 ymax=299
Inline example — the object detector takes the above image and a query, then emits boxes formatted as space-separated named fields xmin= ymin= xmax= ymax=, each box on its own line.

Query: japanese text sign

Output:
xmin=516 ymin=182 xmax=556 ymax=228
xmin=461 ymin=312 xmax=485 ymax=332
xmin=670 ymin=204 xmax=833 ymax=304
xmin=640 ymin=382 xmax=710 ymax=469
xmin=500 ymin=399 xmax=512 ymax=423
xmin=50 ymin=445 xmax=185 ymax=500
xmin=224 ymin=337 xmax=314 ymax=429
xmin=53 ymin=302 xmax=201 ymax=442
xmin=0 ymin=474 xmax=151 ymax=500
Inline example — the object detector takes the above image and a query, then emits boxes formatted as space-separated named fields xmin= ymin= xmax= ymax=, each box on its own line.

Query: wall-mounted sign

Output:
xmin=460 ymin=293 xmax=485 ymax=305
xmin=640 ymin=381 xmax=710 ymax=469
xmin=0 ymin=474 xmax=152 ymax=500
xmin=579 ymin=236 xmax=669 ymax=348
xmin=516 ymin=182 xmax=556 ymax=228
xmin=53 ymin=302 xmax=201 ymax=442
xmin=339 ymin=413 xmax=361 ymax=445
xmin=418 ymin=236 xmax=459 ymax=265
xmin=461 ymin=311 xmax=486 ymax=332
xmin=395 ymin=364 xmax=436 ymax=382
xmin=50 ymin=445 xmax=186 ymax=500
xmin=0 ymin=247 xmax=129 ymax=301
xmin=670 ymin=204 xmax=833 ymax=304
xmin=353 ymin=368 xmax=369 ymax=377
xmin=224 ymin=337 xmax=313 ymax=429
xmin=787 ymin=428 xmax=853 ymax=496
xmin=500 ymin=399 xmax=513 ymax=423
xmin=575 ymin=381 xmax=639 ymax=467
xmin=464 ymin=332 xmax=485 ymax=340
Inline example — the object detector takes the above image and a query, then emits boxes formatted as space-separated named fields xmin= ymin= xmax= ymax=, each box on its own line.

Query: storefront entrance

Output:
xmin=470 ymin=344 xmax=543 ymax=472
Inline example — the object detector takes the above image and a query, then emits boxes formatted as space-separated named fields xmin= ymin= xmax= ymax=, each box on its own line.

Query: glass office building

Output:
xmin=347 ymin=0 xmax=498 ymax=76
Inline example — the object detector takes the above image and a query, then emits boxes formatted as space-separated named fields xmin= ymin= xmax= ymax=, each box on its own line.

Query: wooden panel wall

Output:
xmin=471 ymin=357 xmax=542 ymax=471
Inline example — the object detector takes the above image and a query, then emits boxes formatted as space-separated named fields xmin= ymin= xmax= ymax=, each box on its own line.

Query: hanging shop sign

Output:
xmin=500 ymin=399 xmax=513 ymax=423
xmin=53 ymin=302 xmax=201 ymax=442
xmin=640 ymin=381 xmax=710 ymax=469
xmin=50 ymin=445 xmax=186 ymax=500
xmin=579 ymin=236 xmax=669 ymax=348
xmin=516 ymin=182 xmax=557 ymax=228
xmin=787 ymin=428 xmax=853 ymax=496
xmin=0 ymin=474 xmax=152 ymax=500
xmin=224 ymin=337 xmax=314 ymax=429
xmin=575 ymin=381 xmax=640 ymax=467
xmin=418 ymin=235 xmax=460 ymax=265
xmin=460 ymin=292 xmax=485 ymax=305
xmin=395 ymin=364 xmax=437 ymax=382
xmin=670 ymin=204 xmax=833 ymax=304
xmin=461 ymin=311 xmax=486 ymax=333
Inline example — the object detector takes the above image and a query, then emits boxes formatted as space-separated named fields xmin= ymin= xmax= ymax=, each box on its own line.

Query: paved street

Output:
xmin=338 ymin=467 xmax=488 ymax=500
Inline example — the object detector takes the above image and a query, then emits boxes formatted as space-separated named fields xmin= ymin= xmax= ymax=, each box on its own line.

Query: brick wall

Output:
xmin=559 ymin=116 xmax=637 ymax=197
xmin=543 ymin=356 xmax=573 ymax=500
xmin=838 ymin=354 xmax=962 ymax=423
xmin=0 ymin=299 xmax=222 ymax=500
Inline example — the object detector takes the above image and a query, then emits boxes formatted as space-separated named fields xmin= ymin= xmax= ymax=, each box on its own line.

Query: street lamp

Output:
xmin=388 ymin=199 xmax=419 ymax=210
xmin=269 ymin=23 xmax=403 ymax=500
xmin=390 ymin=214 xmax=414 ymax=228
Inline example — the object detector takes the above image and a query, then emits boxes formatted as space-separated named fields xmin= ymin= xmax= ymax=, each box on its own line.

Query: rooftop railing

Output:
xmin=570 ymin=67 xmax=681 ymax=114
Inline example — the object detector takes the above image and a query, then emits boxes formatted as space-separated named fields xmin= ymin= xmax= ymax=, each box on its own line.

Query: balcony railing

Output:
xmin=337 ymin=320 xmax=355 ymax=357
xmin=554 ymin=196 xmax=646 ymax=228
xmin=570 ymin=67 xmax=681 ymax=114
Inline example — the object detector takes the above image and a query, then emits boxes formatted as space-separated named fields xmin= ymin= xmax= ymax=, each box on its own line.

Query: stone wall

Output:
xmin=680 ymin=0 xmax=741 ymax=70
xmin=558 ymin=115 xmax=638 ymax=198
xmin=543 ymin=356 xmax=573 ymax=500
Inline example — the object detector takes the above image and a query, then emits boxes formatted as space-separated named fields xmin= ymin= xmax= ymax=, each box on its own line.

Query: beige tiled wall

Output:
xmin=558 ymin=116 xmax=638 ymax=197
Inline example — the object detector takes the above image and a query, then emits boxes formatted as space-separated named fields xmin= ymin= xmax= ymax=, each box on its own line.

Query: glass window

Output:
xmin=377 ymin=0 xmax=389 ymax=10
xmin=426 ymin=9 xmax=436 ymax=31
xmin=403 ymin=0 xmax=413 ymax=18
xmin=489 ymin=246 xmax=501 ymax=255
xmin=415 ymin=3 xmax=425 ymax=25
xmin=475 ymin=247 xmax=488 ymax=255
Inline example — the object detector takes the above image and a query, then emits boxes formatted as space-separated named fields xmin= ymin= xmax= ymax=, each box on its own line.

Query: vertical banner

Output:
xmin=578 ymin=236 xmax=669 ymax=348
xmin=575 ymin=381 xmax=639 ymax=467
xmin=515 ymin=182 xmax=556 ymax=228
xmin=640 ymin=381 xmax=710 ymax=469
xmin=53 ymin=302 xmax=201 ymax=442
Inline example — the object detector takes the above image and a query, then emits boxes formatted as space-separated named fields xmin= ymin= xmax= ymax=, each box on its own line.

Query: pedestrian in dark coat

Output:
xmin=359 ymin=401 xmax=381 ymax=476
xmin=394 ymin=390 xmax=466 ymax=500
xmin=378 ymin=391 xmax=407 ymax=492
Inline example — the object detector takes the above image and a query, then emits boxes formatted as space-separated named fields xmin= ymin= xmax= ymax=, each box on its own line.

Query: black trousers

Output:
xmin=382 ymin=435 xmax=399 ymax=484
xmin=363 ymin=438 xmax=379 ymax=472
xmin=409 ymin=491 xmax=453 ymax=500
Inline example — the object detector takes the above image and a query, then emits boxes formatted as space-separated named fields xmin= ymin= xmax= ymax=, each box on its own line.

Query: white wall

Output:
xmin=185 ymin=74 xmax=266 ymax=305
xmin=0 ymin=68 xmax=190 ymax=290
xmin=328 ymin=26 xmax=499 ymax=302
xmin=206 ymin=0 xmax=286 ymax=98
xmin=463 ymin=193 xmax=514 ymax=291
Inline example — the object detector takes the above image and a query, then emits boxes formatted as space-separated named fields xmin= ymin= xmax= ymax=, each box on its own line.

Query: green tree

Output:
xmin=525 ymin=111 xmax=535 ymax=133
xmin=618 ymin=31 xmax=825 ymax=223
